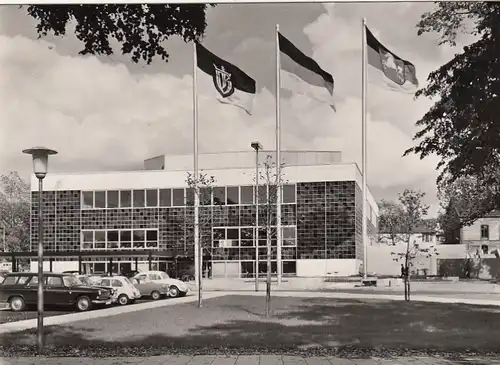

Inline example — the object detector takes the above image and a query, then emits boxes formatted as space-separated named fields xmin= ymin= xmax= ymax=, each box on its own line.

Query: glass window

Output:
xmin=159 ymin=189 xmax=171 ymax=207
xmin=240 ymin=228 xmax=254 ymax=247
xmin=107 ymin=231 xmax=119 ymax=249
xmin=107 ymin=191 xmax=119 ymax=208
xmin=27 ymin=276 xmax=38 ymax=286
xmin=282 ymin=184 xmax=296 ymax=203
xmin=226 ymin=187 xmax=239 ymax=205
xmin=200 ymin=187 xmax=211 ymax=205
xmin=240 ymin=186 xmax=254 ymax=204
xmin=18 ymin=276 xmax=30 ymax=285
xmin=227 ymin=228 xmax=239 ymax=240
xmin=213 ymin=187 xmax=226 ymax=205
xmin=95 ymin=231 xmax=106 ymax=249
xmin=47 ymin=276 xmax=63 ymax=287
xmin=120 ymin=191 xmax=132 ymax=208
xmin=133 ymin=190 xmax=145 ymax=208
xmin=282 ymin=261 xmax=297 ymax=275
xmin=82 ymin=192 xmax=93 ymax=209
xmin=481 ymin=225 xmax=489 ymax=239
xmin=146 ymin=230 xmax=158 ymax=248
xmin=282 ymin=227 xmax=296 ymax=240
xmin=258 ymin=186 xmax=267 ymax=204
xmin=112 ymin=279 xmax=123 ymax=287
xmin=172 ymin=189 xmax=184 ymax=206
xmin=120 ymin=230 xmax=132 ymax=249
xmin=213 ymin=228 xmax=226 ymax=240
xmin=82 ymin=231 xmax=93 ymax=250
xmin=2 ymin=276 xmax=18 ymax=285
xmin=94 ymin=191 xmax=106 ymax=208
xmin=100 ymin=279 xmax=111 ymax=286
xmin=186 ymin=188 xmax=195 ymax=206
xmin=146 ymin=189 xmax=158 ymax=207
xmin=258 ymin=228 xmax=267 ymax=247
xmin=133 ymin=230 xmax=145 ymax=248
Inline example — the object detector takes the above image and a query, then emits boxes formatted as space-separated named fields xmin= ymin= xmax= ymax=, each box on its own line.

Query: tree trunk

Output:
xmin=265 ymin=232 xmax=272 ymax=318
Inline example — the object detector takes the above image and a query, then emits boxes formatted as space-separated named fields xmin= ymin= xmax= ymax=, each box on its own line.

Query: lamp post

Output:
xmin=22 ymin=146 xmax=57 ymax=355
xmin=251 ymin=141 xmax=263 ymax=292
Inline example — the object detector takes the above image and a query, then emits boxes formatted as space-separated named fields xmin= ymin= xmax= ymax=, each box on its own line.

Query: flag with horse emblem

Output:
xmin=365 ymin=26 xmax=418 ymax=93
xmin=195 ymin=42 xmax=256 ymax=115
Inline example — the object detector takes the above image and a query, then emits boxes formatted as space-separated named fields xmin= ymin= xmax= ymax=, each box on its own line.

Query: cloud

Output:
xmin=0 ymin=3 xmax=474 ymax=213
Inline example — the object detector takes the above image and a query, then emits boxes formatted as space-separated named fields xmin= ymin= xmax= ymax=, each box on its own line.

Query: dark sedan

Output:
xmin=0 ymin=272 xmax=113 ymax=312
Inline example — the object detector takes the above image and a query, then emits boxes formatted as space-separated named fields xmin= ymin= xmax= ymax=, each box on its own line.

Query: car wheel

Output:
xmin=168 ymin=286 xmax=180 ymax=298
xmin=117 ymin=294 xmax=129 ymax=306
xmin=9 ymin=296 xmax=25 ymax=312
xmin=76 ymin=296 xmax=91 ymax=312
xmin=151 ymin=290 xmax=161 ymax=300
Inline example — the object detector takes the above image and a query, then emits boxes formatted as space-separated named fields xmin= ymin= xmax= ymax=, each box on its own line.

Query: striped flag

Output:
xmin=278 ymin=32 xmax=336 ymax=111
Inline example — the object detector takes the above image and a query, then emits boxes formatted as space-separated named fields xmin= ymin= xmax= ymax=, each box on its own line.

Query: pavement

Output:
xmin=1 ymin=355 xmax=499 ymax=365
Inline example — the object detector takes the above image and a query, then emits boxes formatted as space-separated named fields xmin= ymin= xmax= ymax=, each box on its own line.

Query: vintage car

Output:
xmin=95 ymin=276 xmax=141 ymax=305
xmin=75 ymin=274 xmax=117 ymax=302
xmin=133 ymin=270 xmax=189 ymax=298
xmin=0 ymin=272 xmax=113 ymax=312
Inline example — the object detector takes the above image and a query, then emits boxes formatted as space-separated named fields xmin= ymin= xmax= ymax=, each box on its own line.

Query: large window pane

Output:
xmin=107 ymin=230 xmax=119 ymax=249
xmin=133 ymin=190 xmax=145 ymax=208
xmin=212 ymin=228 xmax=225 ymax=247
xmin=200 ymin=187 xmax=211 ymax=205
xmin=107 ymin=191 xmax=119 ymax=208
xmin=241 ymin=228 xmax=254 ymax=240
xmin=146 ymin=189 xmax=158 ymax=207
xmin=133 ymin=230 xmax=145 ymax=248
xmin=240 ymin=186 xmax=254 ymax=204
xmin=283 ymin=261 xmax=297 ymax=275
xmin=226 ymin=187 xmax=239 ymax=205
xmin=172 ymin=189 xmax=184 ymax=206
xmin=258 ymin=186 xmax=267 ymax=204
xmin=94 ymin=191 xmax=106 ymax=208
xmin=282 ymin=227 xmax=296 ymax=239
xmin=186 ymin=188 xmax=195 ymax=206
xmin=159 ymin=189 xmax=171 ymax=207
xmin=95 ymin=231 xmax=106 ymax=249
xmin=120 ymin=191 xmax=132 ymax=208
xmin=82 ymin=192 xmax=93 ymax=209
xmin=82 ymin=231 xmax=93 ymax=249
xmin=120 ymin=230 xmax=132 ymax=249
xmin=146 ymin=230 xmax=158 ymax=248
xmin=282 ymin=184 xmax=296 ymax=203
xmin=213 ymin=187 xmax=226 ymax=205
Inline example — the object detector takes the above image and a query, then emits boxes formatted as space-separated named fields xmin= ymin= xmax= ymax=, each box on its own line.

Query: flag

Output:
xmin=365 ymin=26 xmax=419 ymax=92
xmin=278 ymin=32 xmax=335 ymax=111
xmin=196 ymin=42 xmax=256 ymax=115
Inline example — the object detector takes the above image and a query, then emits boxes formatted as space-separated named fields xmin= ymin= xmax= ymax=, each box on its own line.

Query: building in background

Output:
xmin=460 ymin=210 xmax=500 ymax=258
xmin=29 ymin=151 xmax=378 ymax=278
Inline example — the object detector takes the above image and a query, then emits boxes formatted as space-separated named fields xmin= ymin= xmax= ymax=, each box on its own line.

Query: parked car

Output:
xmin=95 ymin=276 xmax=141 ymax=305
xmin=0 ymin=272 xmax=113 ymax=312
xmin=133 ymin=271 xmax=189 ymax=298
xmin=75 ymin=274 xmax=117 ymax=301
xmin=121 ymin=270 xmax=140 ymax=279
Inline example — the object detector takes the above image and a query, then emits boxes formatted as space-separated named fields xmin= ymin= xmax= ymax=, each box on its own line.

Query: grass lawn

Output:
xmin=2 ymin=294 xmax=500 ymax=356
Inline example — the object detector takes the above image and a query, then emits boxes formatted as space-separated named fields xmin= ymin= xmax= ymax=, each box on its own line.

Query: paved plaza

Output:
xmin=1 ymin=355 xmax=499 ymax=365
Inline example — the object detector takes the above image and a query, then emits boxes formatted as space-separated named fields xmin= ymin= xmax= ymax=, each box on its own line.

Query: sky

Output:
xmin=0 ymin=3 xmax=476 ymax=216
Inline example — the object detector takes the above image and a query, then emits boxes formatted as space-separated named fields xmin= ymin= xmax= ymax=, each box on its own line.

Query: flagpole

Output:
xmin=193 ymin=41 xmax=202 ymax=306
xmin=361 ymin=18 xmax=368 ymax=281
xmin=275 ymin=23 xmax=282 ymax=286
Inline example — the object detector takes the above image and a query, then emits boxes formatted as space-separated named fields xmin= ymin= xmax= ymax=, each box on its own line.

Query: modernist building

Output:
xmin=29 ymin=151 xmax=378 ymax=277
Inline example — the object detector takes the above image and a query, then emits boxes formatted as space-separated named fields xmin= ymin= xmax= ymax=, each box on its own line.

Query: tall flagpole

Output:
xmin=361 ymin=18 xmax=368 ymax=281
xmin=275 ymin=24 xmax=282 ymax=286
xmin=193 ymin=41 xmax=202 ymax=306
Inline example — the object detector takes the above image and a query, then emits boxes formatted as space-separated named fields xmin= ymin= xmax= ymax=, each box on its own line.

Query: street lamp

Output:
xmin=22 ymin=146 xmax=57 ymax=355
xmin=251 ymin=141 xmax=263 ymax=292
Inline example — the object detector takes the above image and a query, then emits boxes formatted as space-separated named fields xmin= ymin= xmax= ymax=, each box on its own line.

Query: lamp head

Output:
xmin=250 ymin=141 xmax=263 ymax=151
xmin=22 ymin=146 xmax=58 ymax=180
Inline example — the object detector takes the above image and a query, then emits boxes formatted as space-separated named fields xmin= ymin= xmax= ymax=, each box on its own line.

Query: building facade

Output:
xmin=461 ymin=210 xmax=500 ymax=257
xmin=29 ymin=152 xmax=378 ymax=277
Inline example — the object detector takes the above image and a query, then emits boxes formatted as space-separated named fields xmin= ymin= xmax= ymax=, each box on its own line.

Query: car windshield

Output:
xmin=159 ymin=272 xmax=169 ymax=280
xmin=79 ymin=277 xmax=92 ymax=285
xmin=63 ymin=275 xmax=82 ymax=287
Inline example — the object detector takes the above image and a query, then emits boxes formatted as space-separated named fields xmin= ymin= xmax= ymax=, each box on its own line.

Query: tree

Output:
xmin=184 ymin=171 xmax=221 ymax=308
xmin=389 ymin=190 xmax=438 ymax=301
xmin=24 ymin=4 xmax=214 ymax=64
xmin=404 ymin=2 xmax=500 ymax=220
xmin=257 ymin=154 xmax=286 ymax=318
xmin=377 ymin=200 xmax=405 ymax=245
xmin=0 ymin=172 xmax=30 ymax=253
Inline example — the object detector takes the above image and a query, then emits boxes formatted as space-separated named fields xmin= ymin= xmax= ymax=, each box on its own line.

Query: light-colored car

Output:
xmin=95 ymin=276 xmax=141 ymax=305
xmin=133 ymin=271 xmax=189 ymax=299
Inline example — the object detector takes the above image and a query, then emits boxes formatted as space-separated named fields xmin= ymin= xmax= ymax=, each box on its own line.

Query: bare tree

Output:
xmin=0 ymin=172 xmax=30 ymax=253
xmin=390 ymin=189 xmax=438 ymax=301
xmin=256 ymin=155 xmax=286 ymax=317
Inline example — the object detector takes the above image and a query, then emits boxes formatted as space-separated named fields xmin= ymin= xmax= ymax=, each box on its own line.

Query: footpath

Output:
xmin=1 ymin=354 xmax=500 ymax=365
